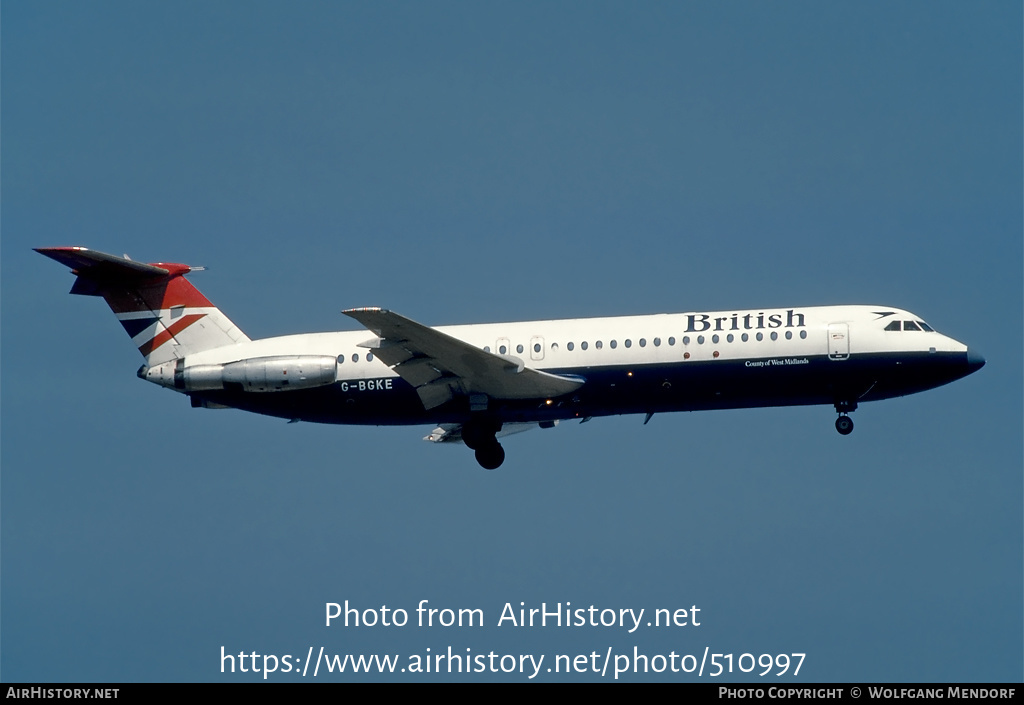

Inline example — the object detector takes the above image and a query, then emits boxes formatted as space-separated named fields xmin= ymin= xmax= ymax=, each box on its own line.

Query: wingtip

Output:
xmin=35 ymin=245 xmax=87 ymax=256
xmin=343 ymin=307 xmax=385 ymax=314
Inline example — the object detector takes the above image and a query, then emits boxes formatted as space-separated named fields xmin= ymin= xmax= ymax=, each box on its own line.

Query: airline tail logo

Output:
xmin=117 ymin=310 xmax=210 ymax=358
xmin=35 ymin=247 xmax=249 ymax=365
xmin=97 ymin=271 xmax=228 ymax=363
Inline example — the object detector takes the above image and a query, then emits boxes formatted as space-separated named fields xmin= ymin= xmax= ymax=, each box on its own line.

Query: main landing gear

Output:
xmin=474 ymin=442 xmax=505 ymax=470
xmin=462 ymin=416 xmax=505 ymax=470
xmin=834 ymin=400 xmax=857 ymax=436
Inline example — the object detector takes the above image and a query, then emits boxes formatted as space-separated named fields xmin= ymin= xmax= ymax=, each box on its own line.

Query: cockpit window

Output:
xmin=886 ymin=319 xmax=935 ymax=332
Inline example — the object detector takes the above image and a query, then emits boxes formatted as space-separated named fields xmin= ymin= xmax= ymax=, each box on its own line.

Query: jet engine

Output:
xmin=141 ymin=355 xmax=338 ymax=393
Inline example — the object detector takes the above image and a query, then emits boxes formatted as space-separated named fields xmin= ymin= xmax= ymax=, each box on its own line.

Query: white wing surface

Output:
xmin=343 ymin=308 xmax=584 ymax=410
xmin=424 ymin=421 xmax=557 ymax=444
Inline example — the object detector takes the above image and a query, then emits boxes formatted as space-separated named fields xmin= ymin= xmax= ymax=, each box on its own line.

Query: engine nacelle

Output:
xmin=142 ymin=356 xmax=338 ymax=393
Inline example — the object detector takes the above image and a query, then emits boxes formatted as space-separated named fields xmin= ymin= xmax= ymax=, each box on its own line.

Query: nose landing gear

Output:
xmin=834 ymin=400 xmax=857 ymax=435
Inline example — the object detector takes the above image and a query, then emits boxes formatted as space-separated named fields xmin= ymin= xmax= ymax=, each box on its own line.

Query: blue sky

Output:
xmin=3 ymin=1 xmax=1020 ymax=682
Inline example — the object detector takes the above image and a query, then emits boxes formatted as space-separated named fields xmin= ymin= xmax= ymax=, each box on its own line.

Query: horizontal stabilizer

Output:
xmin=36 ymin=246 xmax=178 ymax=284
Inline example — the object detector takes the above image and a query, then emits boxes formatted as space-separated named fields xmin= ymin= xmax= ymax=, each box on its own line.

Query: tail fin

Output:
xmin=36 ymin=246 xmax=250 ymax=365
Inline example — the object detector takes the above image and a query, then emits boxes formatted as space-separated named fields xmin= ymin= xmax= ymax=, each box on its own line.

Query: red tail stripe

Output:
xmin=138 ymin=313 xmax=207 ymax=357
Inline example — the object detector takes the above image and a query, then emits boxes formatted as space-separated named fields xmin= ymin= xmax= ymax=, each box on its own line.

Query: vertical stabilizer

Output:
xmin=36 ymin=246 xmax=249 ymax=365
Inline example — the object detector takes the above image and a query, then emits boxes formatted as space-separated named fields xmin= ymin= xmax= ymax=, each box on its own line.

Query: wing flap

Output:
xmin=394 ymin=357 xmax=445 ymax=386
xmin=417 ymin=379 xmax=458 ymax=410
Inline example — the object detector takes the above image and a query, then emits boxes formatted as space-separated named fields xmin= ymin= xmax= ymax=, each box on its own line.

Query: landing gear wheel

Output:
xmin=475 ymin=442 xmax=505 ymax=470
xmin=461 ymin=417 xmax=500 ymax=450
xmin=835 ymin=415 xmax=854 ymax=435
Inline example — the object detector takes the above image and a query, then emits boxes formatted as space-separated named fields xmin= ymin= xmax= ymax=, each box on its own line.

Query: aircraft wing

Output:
xmin=343 ymin=308 xmax=584 ymax=410
xmin=424 ymin=421 xmax=556 ymax=443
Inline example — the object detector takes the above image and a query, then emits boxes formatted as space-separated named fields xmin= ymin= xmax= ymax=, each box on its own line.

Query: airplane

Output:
xmin=36 ymin=246 xmax=985 ymax=469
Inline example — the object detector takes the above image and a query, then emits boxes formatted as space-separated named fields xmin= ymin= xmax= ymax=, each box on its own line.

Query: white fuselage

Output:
xmin=154 ymin=304 xmax=978 ymax=430
xmin=182 ymin=305 xmax=967 ymax=375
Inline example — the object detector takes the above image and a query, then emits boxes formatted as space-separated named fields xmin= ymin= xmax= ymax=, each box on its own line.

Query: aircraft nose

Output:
xmin=966 ymin=348 xmax=986 ymax=374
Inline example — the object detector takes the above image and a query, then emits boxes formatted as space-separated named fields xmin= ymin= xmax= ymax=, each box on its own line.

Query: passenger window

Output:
xmin=639 ymin=338 xmax=646 ymax=347
xmin=567 ymin=342 xmax=574 ymax=351
xmin=516 ymin=344 xmax=524 ymax=353
xmin=800 ymin=330 xmax=807 ymax=339
xmin=625 ymin=339 xmax=632 ymax=348
xmin=596 ymin=340 xmax=603 ymax=349
xmin=770 ymin=332 xmax=778 ymax=341
xmin=533 ymin=343 xmax=541 ymax=353
xmin=352 ymin=353 xmax=359 ymax=363
xmin=697 ymin=335 xmax=705 ymax=344
xmin=668 ymin=337 xmax=675 ymax=346
xmin=484 ymin=346 xmax=491 ymax=353
xmin=499 ymin=345 xmax=507 ymax=354
xmin=337 ymin=355 xmax=345 ymax=364
xmin=741 ymin=333 xmax=749 ymax=342
xmin=367 ymin=352 xmax=374 ymax=362
xmin=884 ymin=321 xmax=901 ymax=331
xmin=726 ymin=334 xmax=734 ymax=343
xmin=712 ymin=334 xmax=719 ymax=344
xmin=785 ymin=331 xmax=792 ymax=340
xmin=581 ymin=341 xmax=588 ymax=350
xmin=654 ymin=337 xmax=661 ymax=347
xmin=756 ymin=332 xmax=763 ymax=341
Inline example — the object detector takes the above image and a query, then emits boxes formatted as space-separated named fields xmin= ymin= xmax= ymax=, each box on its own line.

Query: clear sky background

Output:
xmin=3 ymin=1 xmax=1020 ymax=682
